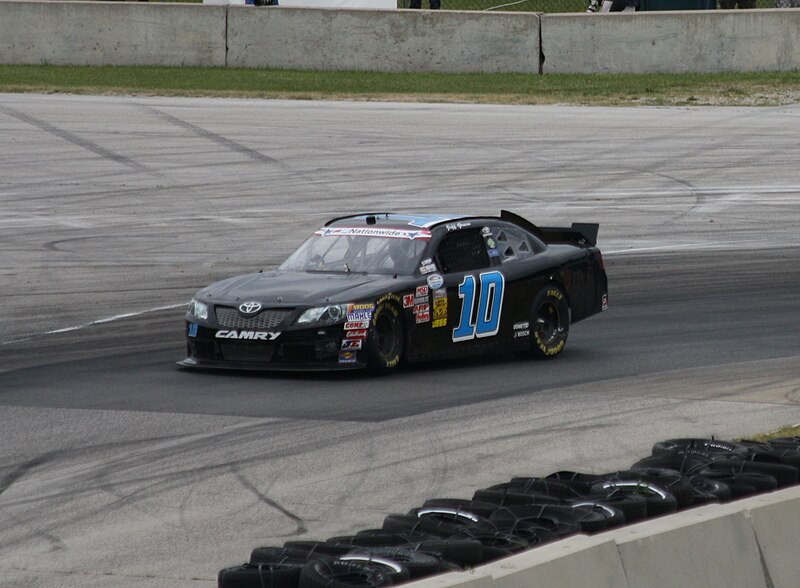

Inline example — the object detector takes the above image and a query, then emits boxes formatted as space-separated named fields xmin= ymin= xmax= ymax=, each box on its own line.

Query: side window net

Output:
xmin=437 ymin=229 xmax=490 ymax=273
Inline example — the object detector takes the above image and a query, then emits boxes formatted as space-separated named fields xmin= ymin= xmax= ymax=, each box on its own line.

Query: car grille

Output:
xmin=219 ymin=343 xmax=275 ymax=363
xmin=215 ymin=307 xmax=293 ymax=330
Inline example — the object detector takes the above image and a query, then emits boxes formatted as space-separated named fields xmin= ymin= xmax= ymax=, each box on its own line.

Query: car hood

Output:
xmin=196 ymin=270 xmax=409 ymax=307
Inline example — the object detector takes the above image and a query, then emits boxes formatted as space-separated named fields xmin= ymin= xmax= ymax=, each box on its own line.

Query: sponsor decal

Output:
xmin=376 ymin=293 xmax=402 ymax=306
xmin=403 ymin=294 xmax=415 ymax=308
xmin=345 ymin=329 xmax=368 ymax=339
xmin=413 ymin=296 xmax=427 ymax=306
xmin=188 ymin=323 xmax=198 ymax=337
xmin=347 ymin=311 xmax=373 ymax=322
xmin=420 ymin=263 xmax=437 ymax=275
xmin=433 ymin=298 xmax=448 ymax=310
xmin=488 ymin=248 xmax=500 ymax=258
xmin=316 ymin=227 xmax=431 ymax=240
xmin=514 ymin=330 xmax=530 ymax=339
xmin=513 ymin=321 xmax=530 ymax=330
xmin=432 ymin=288 xmax=447 ymax=300
xmin=341 ymin=339 xmax=363 ymax=350
xmin=421 ymin=258 xmax=433 ymax=265
xmin=415 ymin=285 xmax=429 ymax=298
xmin=348 ymin=303 xmax=374 ymax=312
xmin=413 ymin=303 xmax=430 ymax=314
xmin=338 ymin=350 xmax=357 ymax=363
xmin=238 ymin=301 xmax=262 ymax=315
xmin=486 ymin=238 xmax=496 ymax=249
xmin=433 ymin=307 xmax=447 ymax=319
xmin=602 ymin=293 xmax=609 ymax=311
xmin=344 ymin=320 xmax=370 ymax=330
xmin=481 ymin=226 xmax=492 ymax=236
xmin=215 ymin=330 xmax=280 ymax=341
xmin=415 ymin=311 xmax=431 ymax=324
xmin=427 ymin=273 xmax=444 ymax=290
xmin=445 ymin=221 xmax=471 ymax=231
xmin=432 ymin=318 xmax=447 ymax=328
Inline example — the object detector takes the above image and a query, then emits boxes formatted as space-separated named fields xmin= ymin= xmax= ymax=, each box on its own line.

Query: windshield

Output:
xmin=279 ymin=228 xmax=430 ymax=275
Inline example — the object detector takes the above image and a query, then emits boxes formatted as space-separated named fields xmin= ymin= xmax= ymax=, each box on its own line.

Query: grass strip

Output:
xmin=1 ymin=65 xmax=799 ymax=106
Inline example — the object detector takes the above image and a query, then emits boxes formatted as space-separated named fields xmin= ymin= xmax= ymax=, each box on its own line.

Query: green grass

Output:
xmin=746 ymin=425 xmax=800 ymax=443
xmin=1 ymin=65 xmax=799 ymax=106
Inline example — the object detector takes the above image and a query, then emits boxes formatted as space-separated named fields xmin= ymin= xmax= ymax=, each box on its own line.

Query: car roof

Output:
xmin=325 ymin=212 xmax=480 ymax=230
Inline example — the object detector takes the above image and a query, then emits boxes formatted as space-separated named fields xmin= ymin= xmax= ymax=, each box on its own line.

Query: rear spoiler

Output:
xmin=500 ymin=210 xmax=599 ymax=247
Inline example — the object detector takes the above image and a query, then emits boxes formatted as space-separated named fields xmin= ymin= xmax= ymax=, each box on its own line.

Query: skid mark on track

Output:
xmin=143 ymin=107 xmax=282 ymax=165
xmin=234 ymin=468 xmax=307 ymax=537
xmin=0 ymin=106 xmax=149 ymax=173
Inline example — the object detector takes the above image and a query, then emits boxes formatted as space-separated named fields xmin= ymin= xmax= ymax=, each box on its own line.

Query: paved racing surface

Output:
xmin=1 ymin=95 xmax=799 ymax=587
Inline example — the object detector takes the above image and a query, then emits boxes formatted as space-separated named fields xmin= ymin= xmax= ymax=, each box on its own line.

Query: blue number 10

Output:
xmin=452 ymin=271 xmax=505 ymax=342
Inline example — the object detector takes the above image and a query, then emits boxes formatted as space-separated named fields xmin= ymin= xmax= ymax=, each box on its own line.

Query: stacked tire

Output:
xmin=218 ymin=436 xmax=800 ymax=587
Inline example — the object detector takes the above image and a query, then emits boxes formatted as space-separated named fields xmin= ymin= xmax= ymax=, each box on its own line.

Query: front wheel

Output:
xmin=529 ymin=285 xmax=570 ymax=359
xmin=367 ymin=302 xmax=404 ymax=371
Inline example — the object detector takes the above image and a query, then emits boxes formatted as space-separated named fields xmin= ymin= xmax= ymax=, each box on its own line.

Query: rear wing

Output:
xmin=500 ymin=210 xmax=599 ymax=247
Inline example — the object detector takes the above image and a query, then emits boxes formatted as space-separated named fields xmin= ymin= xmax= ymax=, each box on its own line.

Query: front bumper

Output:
xmin=177 ymin=322 xmax=368 ymax=371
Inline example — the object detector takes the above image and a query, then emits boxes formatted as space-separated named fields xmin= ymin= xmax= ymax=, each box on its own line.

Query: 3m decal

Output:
xmin=403 ymin=294 xmax=415 ymax=308
xmin=452 ymin=271 xmax=505 ymax=342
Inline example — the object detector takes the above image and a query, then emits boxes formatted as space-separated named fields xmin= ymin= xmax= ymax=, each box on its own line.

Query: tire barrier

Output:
xmin=218 ymin=436 xmax=800 ymax=588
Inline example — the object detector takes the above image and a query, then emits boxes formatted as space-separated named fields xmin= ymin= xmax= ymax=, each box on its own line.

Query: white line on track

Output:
xmin=3 ymin=239 xmax=796 ymax=347
xmin=1 ymin=302 xmax=188 ymax=346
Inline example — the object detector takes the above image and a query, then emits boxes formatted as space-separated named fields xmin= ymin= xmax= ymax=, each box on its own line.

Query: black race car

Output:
xmin=178 ymin=211 xmax=608 ymax=372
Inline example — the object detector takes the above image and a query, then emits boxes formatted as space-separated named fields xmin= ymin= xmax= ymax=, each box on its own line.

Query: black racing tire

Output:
xmin=590 ymin=480 xmax=678 ymax=518
xmin=489 ymin=504 xmax=596 ymax=535
xmin=346 ymin=530 xmax=484 ymax=568
xmin=250 ymin=546 xmax=333 ymax=565
xmin=367 ymin=302 xmax=404 ymax=371
xmin=472 ymin=487 xmax=562 ymax=507
xmin=652 ymin=438 xmax=750 ymax=459
xmin=218 ymin=563 xmax=302 ymax=588
xmin=298 ymin=558 xmax=405 ymax=588
xmin=506 ymin=478 xmax=588 ymax=500
xmin=340 ymin=547 xmax=443 ymax=580
xmin=527 ymin=285 xmax=570 ymax=359
xmin=611 ymin=470 xmax=695 ymax=510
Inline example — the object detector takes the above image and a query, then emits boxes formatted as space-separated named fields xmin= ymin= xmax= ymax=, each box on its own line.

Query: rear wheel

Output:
xmin=367 ymin=302 xmax=404 ymax=371
xmin=529 ymin=285 xmax=570 ymax=359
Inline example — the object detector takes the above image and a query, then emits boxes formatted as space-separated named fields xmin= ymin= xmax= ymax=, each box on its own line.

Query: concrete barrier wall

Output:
xmin=405 ymin=485 xmax=800 ymax=588
xmin=0 ymin=1 xmax=227 ymax=67
xmin=226 ymin=7 xmax=541 ymax=73
xmin=1 ymin=3 xmax=799 ymax=73
xmin=541 ymin=10 xmax=800 ymax=74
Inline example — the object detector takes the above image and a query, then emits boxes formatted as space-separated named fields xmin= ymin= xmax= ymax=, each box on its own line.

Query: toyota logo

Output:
xmin=239 ymin=301 xmax=262 ymax=315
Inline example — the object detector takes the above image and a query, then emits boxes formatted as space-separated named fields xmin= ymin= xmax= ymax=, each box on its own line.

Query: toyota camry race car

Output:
xmin=178 ymin=211 xmax=608 ymax=372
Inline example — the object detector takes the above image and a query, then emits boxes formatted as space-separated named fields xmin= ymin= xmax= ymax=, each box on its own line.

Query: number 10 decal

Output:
xmin=452 ymin=271 xmax=505 ymax=342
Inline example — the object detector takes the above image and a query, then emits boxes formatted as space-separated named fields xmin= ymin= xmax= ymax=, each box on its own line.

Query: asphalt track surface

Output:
xmin=1 ymin=94 xmax=799 ymax=587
